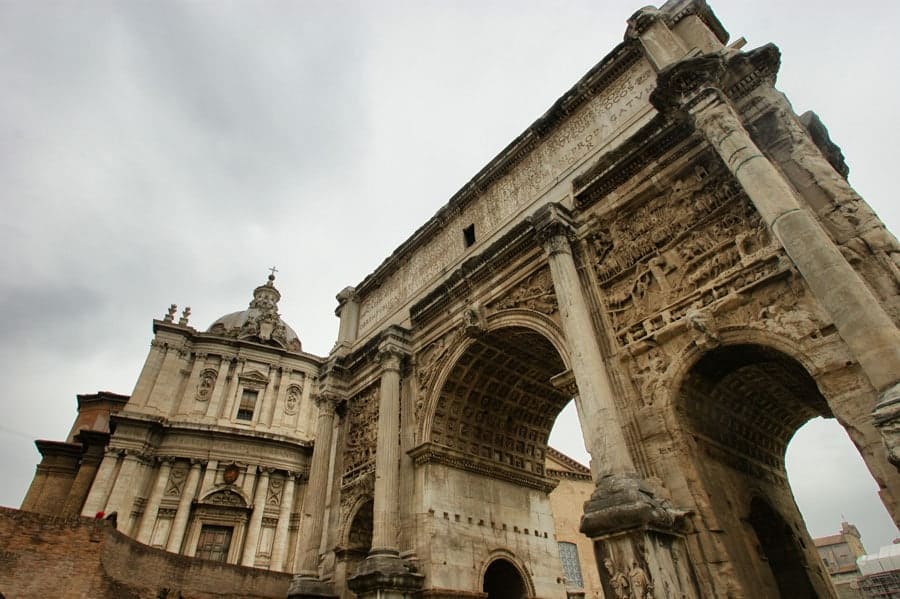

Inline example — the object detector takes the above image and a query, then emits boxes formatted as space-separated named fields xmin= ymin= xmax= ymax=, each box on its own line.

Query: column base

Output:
xmin=580 ymin=473 xmax=689 ymax=537
xmin=286 ymin=574 xmax=337 ymax=599
xmin=581 ymin=473 xmax=700 ymax=599
xmin=347 ymin=551 xmax=424 ymax=599
xmin=873 ymin=382 xmax=900 ymax=470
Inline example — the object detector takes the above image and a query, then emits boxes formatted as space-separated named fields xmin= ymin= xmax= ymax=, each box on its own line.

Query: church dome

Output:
xmin=207 ymin=273 xmax=302 ymax=352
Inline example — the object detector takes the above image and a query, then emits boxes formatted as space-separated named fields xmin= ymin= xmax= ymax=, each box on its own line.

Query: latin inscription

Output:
xmin=358 ymin=60 xmax=656 ymax=336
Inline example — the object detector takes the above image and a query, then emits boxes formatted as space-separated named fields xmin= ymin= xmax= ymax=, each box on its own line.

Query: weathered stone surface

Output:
xmin=14 ymin=2 xmax=900 ymax=599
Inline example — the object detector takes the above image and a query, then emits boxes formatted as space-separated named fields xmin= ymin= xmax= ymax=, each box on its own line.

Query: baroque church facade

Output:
xmin=12 ymin=0 xmax=900 ymax=598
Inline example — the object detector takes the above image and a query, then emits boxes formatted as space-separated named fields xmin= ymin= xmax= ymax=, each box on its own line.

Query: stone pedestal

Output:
xmin=285 ymin=576 xmax=338 ymax=599
xmin=580 ymin=474 xmax=700 ymax=599
xmin=347 ymin=552 xmax=424 ymax=599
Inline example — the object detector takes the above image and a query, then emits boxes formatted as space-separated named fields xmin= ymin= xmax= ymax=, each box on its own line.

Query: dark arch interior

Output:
xmin=748 ymin=497 xmax=818 ymax=599
xmin=347 ymin=499 xmax=373 ymax=552
xmin=430 ymin=327 xmax=568 ymax=477
xmin=483 ymin=558 xmax=528 ymax=599
xmin=680 ymin=344 xmax=831 ymax=472
xmin=678 ymin=343 xmax=832 ymax=597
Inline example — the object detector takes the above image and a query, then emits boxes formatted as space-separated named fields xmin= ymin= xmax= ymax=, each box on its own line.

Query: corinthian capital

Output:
xmin=313 ymin=392 xmax=343 ymax=416
xmin=529 ymin=203 xmax=576 ymax=257
xmin=377 ymin=326 xmax=411 ymax=373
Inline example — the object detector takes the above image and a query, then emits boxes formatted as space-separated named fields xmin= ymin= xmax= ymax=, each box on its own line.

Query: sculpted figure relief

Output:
xmin=590 ymin=162 xmax=782 ymax=348
xmin=604 ymin=558 xmax=630 ymax=599
xmin=284 ymin=384 xmax=302 ymax=415
xmin=490 ymin=269 xmax=557 ymax=315
xmin=342 ymin=386 xmax=379 ymax=485
xmin=196 ymin=369 xmax=217 ymax=401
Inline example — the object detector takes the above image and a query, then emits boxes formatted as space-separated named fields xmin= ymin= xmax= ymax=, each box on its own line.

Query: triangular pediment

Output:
xmin=239 ymin=369 xmax=269 ymax=384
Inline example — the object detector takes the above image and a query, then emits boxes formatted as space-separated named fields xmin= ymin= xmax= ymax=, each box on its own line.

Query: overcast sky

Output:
xmin=2 ymin=0 xmax=898 ymax=554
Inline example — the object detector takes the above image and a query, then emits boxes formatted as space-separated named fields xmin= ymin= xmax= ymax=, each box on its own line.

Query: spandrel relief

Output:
xmin=488 ymin=268 xmax=558 ymax=316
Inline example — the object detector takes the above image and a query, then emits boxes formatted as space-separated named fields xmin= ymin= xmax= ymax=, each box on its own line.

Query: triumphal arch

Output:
xmin=17 ymin=1 xmax=900 ymax=598
xmin=288 ymin=1 xmax=900 ymax=598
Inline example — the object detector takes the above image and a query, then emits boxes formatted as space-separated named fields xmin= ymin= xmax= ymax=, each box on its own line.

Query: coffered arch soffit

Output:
xmin=417 ymin=310 xmax=571 ymax=446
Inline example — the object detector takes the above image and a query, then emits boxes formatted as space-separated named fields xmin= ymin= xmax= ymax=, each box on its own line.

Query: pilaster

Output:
xmin=166 ymin=459 xmax=202 ymax=553
xmin=81 ymin=448 xmax=120 ymax=516
xmin=136 ymin=458 xmax=174 ymax=544
xmin=243 ymin=466 xmax=273 ymax=566
xmin=271 ymin=472 xmax=297 ymax=572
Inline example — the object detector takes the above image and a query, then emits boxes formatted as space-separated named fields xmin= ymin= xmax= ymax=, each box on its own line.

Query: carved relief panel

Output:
xmin=342 ymin=385 xmax=379 ymax=487
xmin=587 ymin=158 xmax=781 ymax=350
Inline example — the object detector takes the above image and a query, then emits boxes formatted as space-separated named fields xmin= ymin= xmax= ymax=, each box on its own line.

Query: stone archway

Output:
xmin=414 ymin=324 xmax=576 ymax=596
xmin=427 ymin=325 xmax=571 ymax=482
xmin=676 ymin=343 xmax=836 ymax=598
xmin=483 ymin=557 xmax=530 ymax=599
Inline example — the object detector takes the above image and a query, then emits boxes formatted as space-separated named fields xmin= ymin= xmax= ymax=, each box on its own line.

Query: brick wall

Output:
xmin=0 ymin=507 xmax=291 ymax=598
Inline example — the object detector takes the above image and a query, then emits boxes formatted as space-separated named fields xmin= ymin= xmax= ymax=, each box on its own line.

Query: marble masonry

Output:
xmin=15 ymin=1 xmax=900 ymax=598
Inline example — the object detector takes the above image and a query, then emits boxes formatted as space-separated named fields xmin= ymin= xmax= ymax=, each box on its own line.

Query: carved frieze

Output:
xmin=342 ymin=386 xmax=379 ymax=486
xmin=589 ymin=161 xmax=781 ymax=349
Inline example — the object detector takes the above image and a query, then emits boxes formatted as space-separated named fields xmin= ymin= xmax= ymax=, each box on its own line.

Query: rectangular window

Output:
xmin=558 ymin=541 xmax=584 ymax=588
xmin=236 ymin=389 xmax=258 ymax=421
xmin=196 ymin=525 xmax=233 ymax=562
xmin=463 ymin=224 xmax=476 ymax=247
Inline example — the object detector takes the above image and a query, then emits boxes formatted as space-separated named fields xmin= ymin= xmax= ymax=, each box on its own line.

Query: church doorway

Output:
xmin=677 ymin=343 xmax=834 ymax=597
xmin=483 ymin=558 xmax=528 ymax=599
xmin=195 ymin=524 xmax=233 ymax=563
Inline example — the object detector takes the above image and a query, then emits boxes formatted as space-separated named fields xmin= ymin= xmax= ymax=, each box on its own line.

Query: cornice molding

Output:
xmin=408 ymin=442 xmax=559 ymax=493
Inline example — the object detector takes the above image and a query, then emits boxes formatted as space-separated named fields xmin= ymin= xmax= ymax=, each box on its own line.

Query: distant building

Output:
xmin=815 ymin=521 xmax=867 ymax=598
xmin=858 ymin=544 xmax=900 ymax=599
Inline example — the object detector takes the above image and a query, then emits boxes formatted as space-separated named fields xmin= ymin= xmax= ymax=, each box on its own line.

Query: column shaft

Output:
xmin=371 ymin=352 xmax=402 ymax=554
xmin=693 ymin=98 xmax=900 ymax=392
xmin=296 ymin=397 xmax=337 ymax=576
xmin=136 ymin=460 xmax=173 ymax=544
xmin=536 ymin=208 xmax=635 ymax=477
xmin=270 ymin=474 xmax=296 ymax=571
xmin=166 ymin=461 xmax=202 ymax=553
xmin=242 ymin=468 xmax=271 ymax=566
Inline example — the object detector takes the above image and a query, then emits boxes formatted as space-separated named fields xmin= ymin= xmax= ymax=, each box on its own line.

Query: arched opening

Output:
xmin=483 ymin=558 xmax=528 ymax=599
xmin=429 ymin=326 xmax=569 ymax=479
xmin=423 ymin=325 xmax=572 ymax=595
xmin=334 ymin=497 xmax=373 ymax=590
xmin=347 ymin=498 xmax=373 ymax=553
xmin=677 ymin=343 xmax=834 ymax=598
